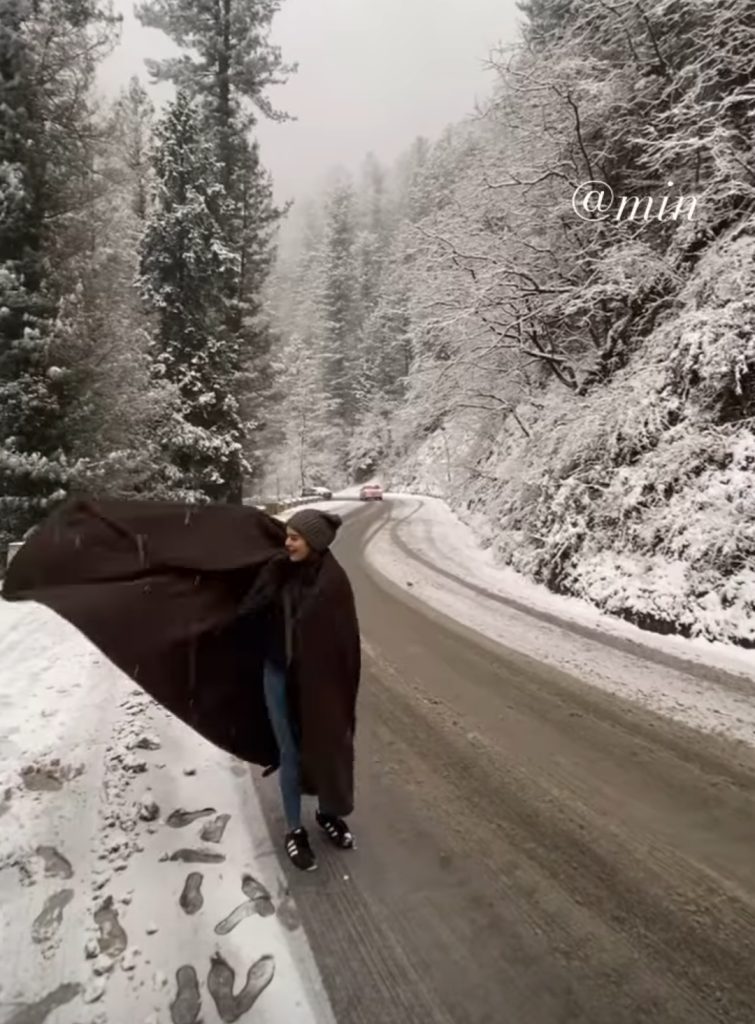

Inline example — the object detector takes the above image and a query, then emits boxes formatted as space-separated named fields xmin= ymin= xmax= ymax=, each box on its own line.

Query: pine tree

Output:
xmin=320 ymin=176 xmax=359 ymax=430
xmin=360 ymin=152 xmax=388 ymax=240
xmin=354 ymin=153 xmax=390 ymax=319
xmin=229 ymin=136 xmax=281 ymax=474
xmin=0 ymin=1 xmax=62 ymax=546
xmin=273 ymin=330 xmax=338 ymax=494
xmin=136 ymin=0 xmax=293 ymax=496
xmin=363 ymin=265 xmax=412 ymax=402
xmin=139 ymin=92 xmax=246 ymax=501
xmin=135 ymin=0 xmax=294 ymax=137
xmin=110 ymin=76 xmax=154 ymax=222
xmin=396 ymin=136 xmax=432 ymax=223
xmin=46 ymin=76 xmax=200 ymax=505
xmin=0 ymin=0 xmax=116 ymax=549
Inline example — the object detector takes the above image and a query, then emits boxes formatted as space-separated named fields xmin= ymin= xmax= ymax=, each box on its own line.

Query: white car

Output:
xmin=301 ymin=486 xmax=333 ymax=500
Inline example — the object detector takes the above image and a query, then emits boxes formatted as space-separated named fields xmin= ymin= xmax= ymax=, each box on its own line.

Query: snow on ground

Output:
xmin=0 ymin=599 xmax=335 ymax=1024
xmin=2 ymin=486 xmax=751 ymax=1022
xmin=364 ymin=495 xmax=755 ymax=748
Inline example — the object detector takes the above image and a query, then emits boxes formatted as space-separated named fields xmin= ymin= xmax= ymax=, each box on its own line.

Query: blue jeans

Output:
xmin=263 ymin=660 xmax=302 ymax=831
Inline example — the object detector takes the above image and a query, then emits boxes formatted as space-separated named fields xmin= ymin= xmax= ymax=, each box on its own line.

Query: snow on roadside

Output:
xmin=365 ymin=495 xmax=755 ymax=747
xmin=0 ymin=598 xmax=335 ymax=1024
xmin=385 ymin=494 xmax=755 ymax=679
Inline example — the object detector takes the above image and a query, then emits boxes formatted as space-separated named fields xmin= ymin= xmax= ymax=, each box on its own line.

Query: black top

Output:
xmin=238 ymin=552 xmax=323 ymax=668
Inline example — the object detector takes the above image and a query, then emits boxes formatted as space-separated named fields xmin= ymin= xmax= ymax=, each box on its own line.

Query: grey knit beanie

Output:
xmin=287 ymin=509 xmax=342 ymax=552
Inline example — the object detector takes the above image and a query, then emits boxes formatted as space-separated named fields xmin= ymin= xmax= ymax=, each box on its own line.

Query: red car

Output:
xmin=359 ymin=483 xmax=384 ymax=501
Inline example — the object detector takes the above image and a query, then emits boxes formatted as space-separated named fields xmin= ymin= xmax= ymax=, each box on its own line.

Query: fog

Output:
xmin=99 ymin=0 xmax=522 ymax=202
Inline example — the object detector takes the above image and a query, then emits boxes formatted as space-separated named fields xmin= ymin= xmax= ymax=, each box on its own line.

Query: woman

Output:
xmin=238 ymin=508 xmax=360 ymax=871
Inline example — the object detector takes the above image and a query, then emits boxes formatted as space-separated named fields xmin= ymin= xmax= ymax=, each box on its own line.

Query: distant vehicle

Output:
xmin=301 ymin=485 xmax=333 ymax=500
xmin=359 ymin=483 xmax=383 ymax=501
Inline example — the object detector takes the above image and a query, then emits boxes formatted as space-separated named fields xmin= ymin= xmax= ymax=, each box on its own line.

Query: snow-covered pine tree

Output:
xmin=361 ymin=261 xmax=412 ymax=404
xmin=139 ymin=91 xmax=246 ymax=502
xmin=110 ymin=76 xmax=155 ymax=222
xmin=398 ymin=136 xmax=435 ymax=224
xmin=136 ymin=0 xmax=293 ymax=497
xmin=135 ymin=0 xmax=294 ymax=156
xmin=260 ymin=198 xmax=352 ymax=493
xmin=360 ymin=153 xmax=390 ymax=242
xmin=348 ymin=198 xmax=385 ymax=419
xmin=46 ymin=74 xmax=203 ymax=506
xmin=320 ymin=176 xmax=359 ymax=433
xmin=354 ymin=153 xmax=390 ymax=325
xmin=392 ymin=136 xmax=428 ymax=225
xmin=0 ymin=0 xmax=116 ymax=551
xmin=271 ymin=329 xmax=339 ymax=495
xmin=228 ymin=135 xmax=282 ymax=480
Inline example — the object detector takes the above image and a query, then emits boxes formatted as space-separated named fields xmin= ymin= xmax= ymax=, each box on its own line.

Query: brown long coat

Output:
xmin=2 ymin=496 xmax=361 ymax=816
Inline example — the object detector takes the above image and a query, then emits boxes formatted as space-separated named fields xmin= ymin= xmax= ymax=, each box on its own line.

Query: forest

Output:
xmin=1 ymin=0 xmax=753 ymax=644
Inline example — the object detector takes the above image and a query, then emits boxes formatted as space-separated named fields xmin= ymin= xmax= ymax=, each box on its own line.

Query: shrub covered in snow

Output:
xmin=394 ymin=226 xmax=755 ymax=645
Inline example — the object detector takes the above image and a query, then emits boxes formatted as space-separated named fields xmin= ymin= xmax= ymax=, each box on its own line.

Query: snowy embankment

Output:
xmin=0 ymin=599 xmax=334 ymax=1023
xmin=364 ymin=495 xmax=755 ymax=748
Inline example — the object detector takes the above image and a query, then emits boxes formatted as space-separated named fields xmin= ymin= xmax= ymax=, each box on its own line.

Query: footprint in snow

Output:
xmin=21 ymin=767 xmax=62 ymax=792
xmin=179 ymin=872 xmax=204 ymax=915
xmin=21 ymin=761 xmax=84 ymax=791
xmin=200 ymin=813 xmax=230 ymax=843
xmin=241 ymin=873 xmax=274 ymax=913
xmin=35 ymin=845 xmax=73 ymax=879
xmin=214 ymin=874 xmax=274 ymax=935
xmin=160 ymin=849 xmax=225 ymax=864
xmin=207 ymin=953 xmax=275 ymax=1022
xmin=3 ymin=982 xmax=81 ymax=1024
xmin=94 ymin=895 xmax=128 ymax=957
xmin=170 ymin=965 xmax=201 ymax=1024
xmin=32 ymin=889 xmax=74 ymax=945
xmin=167 ymin=807 xmax=216 ymax=828
xmin=275 ymin=880 xmax=301 ymax=932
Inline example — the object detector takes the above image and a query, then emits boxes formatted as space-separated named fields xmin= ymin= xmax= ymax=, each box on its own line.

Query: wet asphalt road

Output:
xmin=255 ymin=500 xmax=755 ymax=1024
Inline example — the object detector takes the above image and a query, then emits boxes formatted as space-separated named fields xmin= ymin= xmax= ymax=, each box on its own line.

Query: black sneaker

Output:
xmin=316 ymin=811 xmax=355 ymax=849
xmin=284 ymin=828 xmax=317 ymax=871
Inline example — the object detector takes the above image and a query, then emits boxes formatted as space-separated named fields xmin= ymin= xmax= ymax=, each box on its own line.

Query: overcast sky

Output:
xmin=100 ymin=0 xmax=523 ymax=204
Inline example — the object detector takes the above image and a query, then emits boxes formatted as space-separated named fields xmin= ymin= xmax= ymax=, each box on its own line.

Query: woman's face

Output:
xmin=285 ymin=527 xmax=311 ymax=562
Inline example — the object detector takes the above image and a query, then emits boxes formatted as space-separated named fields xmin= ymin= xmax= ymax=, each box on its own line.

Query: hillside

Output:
xmin=264 ymin=0 xmax=755 ymax=646
xmin=388 ymin=224 xmax=755 ymax=645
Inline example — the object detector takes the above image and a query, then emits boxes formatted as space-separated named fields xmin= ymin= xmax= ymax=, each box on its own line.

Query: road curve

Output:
xmin=255 ymin=500 xmax=755 ymax=1024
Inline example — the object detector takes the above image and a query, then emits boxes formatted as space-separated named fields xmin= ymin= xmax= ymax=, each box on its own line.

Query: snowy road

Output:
xmin=2 ymin=494 xmax=755 ymax=1024
xmin=258 ymin=497 xmax=755 ymax=1024
xmin=365 ymin=495 xmax=755 ymax=746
